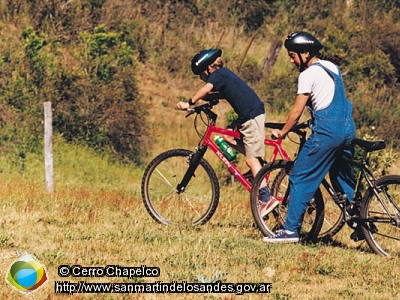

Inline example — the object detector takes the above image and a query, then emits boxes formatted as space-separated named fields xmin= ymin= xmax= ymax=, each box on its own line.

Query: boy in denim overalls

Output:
xmin=264 ymin=31 xmax=356 ymax=243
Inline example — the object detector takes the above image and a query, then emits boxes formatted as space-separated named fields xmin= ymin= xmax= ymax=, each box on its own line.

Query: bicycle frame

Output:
xmin=319 ymin=139 xmax=400 ymax=227
xmin=176 ymin=100 xmax=292 ymax=194
xmin=201 ymin=124 xmax=291 ymax=192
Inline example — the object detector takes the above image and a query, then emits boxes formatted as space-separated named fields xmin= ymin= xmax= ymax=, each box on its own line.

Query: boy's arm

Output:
xmin=190 ymin=83 xmax=214 ymax=105
xmin=176 ymin=83 xmax=214 ymax=110
xmin=272 ymin=93 xmax=309 ymax=138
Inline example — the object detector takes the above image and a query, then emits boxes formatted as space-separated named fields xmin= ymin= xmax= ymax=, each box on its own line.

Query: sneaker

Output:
xmin=259 ymin=186 xmax=271 ymax=202
xmin=259 ymin=197 xmax=279 ymax=217
xmin=263 ymin=230 xmax=299 ymax=243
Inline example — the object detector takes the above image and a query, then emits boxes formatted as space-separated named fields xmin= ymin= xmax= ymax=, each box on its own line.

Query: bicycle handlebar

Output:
xmin=185 ymin=99 xmax=219 ymax=119
xmin=265 ymin=121 xmax=309 ymax=140
xmin=264 ymin=122 xmax=285 ymax=129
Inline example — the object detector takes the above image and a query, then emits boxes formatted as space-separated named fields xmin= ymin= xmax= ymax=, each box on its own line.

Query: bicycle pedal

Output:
xmin=337 ymin=198 xmax=347 ymax=206
xmin=350 ymin=231 xmax=360 ymax=242
xmin=243 ymin=170 xmax=254 ymax=181
xmin=368 ymin=223 xmax=378 ymax=234
xmin=350 ymin=228 xmax=365 ymax=242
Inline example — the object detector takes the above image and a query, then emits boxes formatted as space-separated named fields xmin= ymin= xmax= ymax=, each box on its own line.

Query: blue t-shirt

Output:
xmin=207 ymin=68 xmax=264 ymax=124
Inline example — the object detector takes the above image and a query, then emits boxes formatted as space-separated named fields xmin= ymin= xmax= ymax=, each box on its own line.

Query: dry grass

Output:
xmin=0 ymin=175 xmax=399 ymax=299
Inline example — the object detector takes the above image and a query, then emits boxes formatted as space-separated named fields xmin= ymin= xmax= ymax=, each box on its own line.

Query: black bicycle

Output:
xmin=251 ymin=133 xmax=400 ymax=256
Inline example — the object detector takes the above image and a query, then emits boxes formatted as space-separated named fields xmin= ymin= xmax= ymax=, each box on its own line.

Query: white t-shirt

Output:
xmin=297 ymin=59 xmax=339 ymax=111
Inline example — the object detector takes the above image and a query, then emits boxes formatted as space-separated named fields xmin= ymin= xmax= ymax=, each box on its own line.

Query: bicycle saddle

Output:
xmin=352 ymin=139 xmax=386 ymax=152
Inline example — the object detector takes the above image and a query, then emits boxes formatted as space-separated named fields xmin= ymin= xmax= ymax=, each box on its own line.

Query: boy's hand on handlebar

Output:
xmin=176 ymin=101 xmax=190 ymax=110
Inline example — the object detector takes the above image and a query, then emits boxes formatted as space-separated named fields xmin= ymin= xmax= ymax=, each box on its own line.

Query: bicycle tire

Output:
xmin=360 ymin=175 xmax=400 ymax=256
xmin=271 ymin=162 xmax=347 ymax=242
xmin=141 ymin=149 xmax=220 ymax=225
xmin=314 ymin=184 xmax=346 ymax=242
xmin=250 ymin=160 xmax=324 ymax=242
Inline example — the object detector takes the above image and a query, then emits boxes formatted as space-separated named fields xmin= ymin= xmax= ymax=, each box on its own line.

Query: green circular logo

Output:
xmin=6 ymin=253 xmax=48 ymax=294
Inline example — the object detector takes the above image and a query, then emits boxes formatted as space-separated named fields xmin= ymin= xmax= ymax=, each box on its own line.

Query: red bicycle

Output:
xmin=141 ymin=99 xmax=323 ymax=229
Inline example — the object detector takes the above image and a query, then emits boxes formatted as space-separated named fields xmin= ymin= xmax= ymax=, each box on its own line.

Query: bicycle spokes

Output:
xmin=362 ymin=175 xmax=400 ymax=256
xmin=142 ymin=149 xmax=220 ymax=225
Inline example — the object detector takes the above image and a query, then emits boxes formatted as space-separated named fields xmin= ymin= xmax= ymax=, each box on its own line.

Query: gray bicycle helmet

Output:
xmin=284 ymin=31 xmax=323 ymax=53
xmin=191 ymin=48 xmax=222 ymax=75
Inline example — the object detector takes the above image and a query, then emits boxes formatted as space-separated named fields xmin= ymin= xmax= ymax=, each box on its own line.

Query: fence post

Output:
xmin=44 ymin=102 xmax=54 ymax=192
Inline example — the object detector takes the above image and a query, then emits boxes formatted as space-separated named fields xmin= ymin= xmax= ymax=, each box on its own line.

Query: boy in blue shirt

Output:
xmin=177 ymin=48 xmax=279 ymax=216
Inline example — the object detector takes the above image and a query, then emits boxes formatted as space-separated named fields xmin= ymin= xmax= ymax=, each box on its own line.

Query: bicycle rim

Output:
xmin=141 ymin=149 xmax=220 ymax=225
xmin=361 ymin=175 xmax=400 ymax=256
xmin=316 ymin=181 xmax=346 ymax=242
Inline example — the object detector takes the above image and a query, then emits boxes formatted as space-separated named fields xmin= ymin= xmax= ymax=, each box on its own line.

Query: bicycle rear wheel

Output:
xmin=141 ymin=149 xmax=220 ymax=225
xmin=315 ymin=181 xmax=346 ymax=242
xmin=361 ymin=175 xmax=400 ymax=256
xmin=250 ymin=160 xmax=324 ymax=242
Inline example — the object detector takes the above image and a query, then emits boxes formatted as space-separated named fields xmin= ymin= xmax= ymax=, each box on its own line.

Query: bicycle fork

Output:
xmin=176 ymin=146 xmax=207 ymax=194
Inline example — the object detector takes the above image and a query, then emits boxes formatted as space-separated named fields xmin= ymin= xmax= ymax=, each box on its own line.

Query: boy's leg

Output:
xmin=283 ymin=134 xmax=341 ymax=233
xmin=329 ymin=146 xmax=356 ymax=203
xmin=223 ymin=130 xmax=246 ymax=154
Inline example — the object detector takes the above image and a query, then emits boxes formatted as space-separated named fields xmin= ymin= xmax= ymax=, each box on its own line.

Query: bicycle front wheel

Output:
xmin=141 ymin=149 xmax=220 ymax=225
xmin=361 ymin=175 xmax=400 ymax=256
xmin=271 ymin=164 xmax=346 ymax=243
xmin=250 ymin=160 xmax=324 ymax=242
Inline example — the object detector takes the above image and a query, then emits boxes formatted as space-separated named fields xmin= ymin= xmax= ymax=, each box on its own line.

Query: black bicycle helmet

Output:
xmin=284 ymin=31 xmax=323 ymax=53
xmin=191 ymin=48 xmax=222 ymax=75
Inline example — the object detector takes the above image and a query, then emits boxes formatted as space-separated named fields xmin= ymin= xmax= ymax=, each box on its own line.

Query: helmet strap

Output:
xmin=298 ymin=52 xmax=315 ymax=72
xmin=207 ymin=65 xmax=216 ymax=74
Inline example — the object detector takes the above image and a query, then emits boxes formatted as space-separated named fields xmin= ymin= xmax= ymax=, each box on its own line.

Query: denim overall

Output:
xmin=284 ymin=62 xmax=356 ymax=233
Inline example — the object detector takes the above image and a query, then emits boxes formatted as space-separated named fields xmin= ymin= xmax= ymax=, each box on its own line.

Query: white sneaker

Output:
xmin=259 ymin=196 xmax=279 ymax=217
xmin=263 ymin=230 xmax=299 ymax=243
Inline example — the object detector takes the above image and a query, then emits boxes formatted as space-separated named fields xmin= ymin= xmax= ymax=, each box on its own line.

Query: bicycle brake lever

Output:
xmin=185 ymin=108 xmax=195 ymax=118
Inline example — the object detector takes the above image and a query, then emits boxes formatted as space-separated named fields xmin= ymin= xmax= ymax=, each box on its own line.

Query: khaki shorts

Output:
xmin=239 ymin=114 xmax=265 ymax=158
